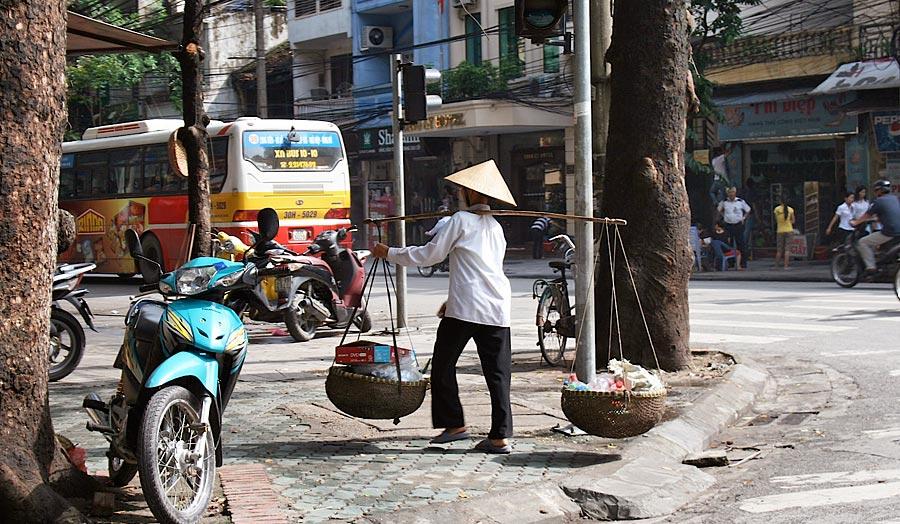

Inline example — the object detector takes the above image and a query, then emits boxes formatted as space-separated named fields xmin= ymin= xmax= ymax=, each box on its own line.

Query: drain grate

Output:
xmin=219 ymin=464 xmax=288 ymax=524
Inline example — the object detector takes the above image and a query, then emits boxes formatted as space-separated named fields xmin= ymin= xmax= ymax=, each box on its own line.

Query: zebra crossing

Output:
xmin=688 ymin=287 xmax=900 ymax=348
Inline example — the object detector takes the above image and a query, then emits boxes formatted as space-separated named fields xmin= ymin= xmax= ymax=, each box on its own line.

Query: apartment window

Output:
xmin=330 ymin=54 xmax=353 ymax=95
xmin=295 ymin=0 xmax=340 ymax=17
xmin=543 ymin=39 xmax=560 ymax=73
xmin=465 ymin=13 xmax=482 ymax=66
xmin=498 ymin=7 xmax=523 ymax=78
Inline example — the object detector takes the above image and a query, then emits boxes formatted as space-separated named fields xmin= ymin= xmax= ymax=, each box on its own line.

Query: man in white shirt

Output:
xmin=372 ymin=160 xmax=516 ymax=454
xmin=717 ymin=187 xmax=752 ymax=269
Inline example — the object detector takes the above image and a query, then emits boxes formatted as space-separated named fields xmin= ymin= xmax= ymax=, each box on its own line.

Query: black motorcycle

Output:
xmin=831 ymin=224 xmax=900 ymax=289
xmin=50 ymin=262 xmax=96 ymax=381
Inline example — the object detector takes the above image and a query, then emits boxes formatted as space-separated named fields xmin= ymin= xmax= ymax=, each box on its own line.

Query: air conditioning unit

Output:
xmin=361 ymin=26 xmax=393 ymax=51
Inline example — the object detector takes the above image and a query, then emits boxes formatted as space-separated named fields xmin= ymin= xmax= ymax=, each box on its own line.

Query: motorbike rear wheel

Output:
xmin=286 ymin=285 xmax=318 ymax=342
xmin=417 ymin=265 xmax=436 ymax=278
xmin=831 ymin=252 xmax=860 ymax=288
xmin=138 ymin=386 xmax=215 ymax=524
xmin=49 ymin=308 xmax=85 ymax=382
xmin=107 ymin=453 xmax=138 ymax=487
xmin=893 ymin=267 xmax=900 ymax=302
xmin=353 ymin=308 xmax=373 ymax=333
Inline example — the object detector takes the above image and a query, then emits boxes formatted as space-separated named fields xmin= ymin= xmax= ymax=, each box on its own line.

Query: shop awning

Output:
xmin=811 ymin=58 xmax=900 ymax=95
xmin=403 ymin=100 xmax=573 ymax=138
xmin=67 ymin=11 xmax=178 ymax=56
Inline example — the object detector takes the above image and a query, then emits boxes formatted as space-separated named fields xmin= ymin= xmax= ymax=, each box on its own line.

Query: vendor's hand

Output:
xmin=437 ymin=302 xmax=447 ymax=318
xmin=372 ymin=243 xmax=390 ymax=259
xmin=826 ymin=227 xmax=832 ymax=235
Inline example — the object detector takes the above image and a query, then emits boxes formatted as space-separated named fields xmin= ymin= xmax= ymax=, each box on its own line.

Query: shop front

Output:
xmin=714 ymin=91 xmax=859 ymax=258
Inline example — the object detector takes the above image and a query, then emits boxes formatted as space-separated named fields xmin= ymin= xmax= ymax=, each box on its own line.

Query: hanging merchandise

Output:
xmin=324 ymin=226 xmax=428 ymax=424
xmin=559 ymin=223 xmax=667 ymax=439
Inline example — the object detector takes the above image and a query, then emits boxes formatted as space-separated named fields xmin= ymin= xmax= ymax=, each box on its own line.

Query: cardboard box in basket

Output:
xmin=335 ymin=340 xmax=412 ymax=364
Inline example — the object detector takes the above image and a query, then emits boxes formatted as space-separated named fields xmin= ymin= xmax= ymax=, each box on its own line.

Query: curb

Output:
xmin=359 ymin=353 xmax=770 ymax=523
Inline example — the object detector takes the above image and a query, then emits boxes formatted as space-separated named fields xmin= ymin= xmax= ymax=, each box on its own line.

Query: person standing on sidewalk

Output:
xmin=826 ymin=191 xmax=856 ymax=245
xmin=530 ymin=216 xmax=550 ymax=259
xmin=372 ymin=160 xmax=517 ymax=454
xmin=772 ymin=194 xmax=795 ymax=270
xmin=717 ymin=187 xmax=751 ymax=270
xmin=851 ymin=179 xmax=900 ymax=275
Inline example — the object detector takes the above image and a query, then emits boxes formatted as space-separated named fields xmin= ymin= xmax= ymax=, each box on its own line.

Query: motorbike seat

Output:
xmin=549 ymin=261 xmax=572 ymax=271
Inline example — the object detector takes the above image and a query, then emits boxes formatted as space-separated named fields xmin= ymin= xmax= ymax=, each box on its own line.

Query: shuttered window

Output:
xmin=295 ymin=0 xmax=340 ymax=17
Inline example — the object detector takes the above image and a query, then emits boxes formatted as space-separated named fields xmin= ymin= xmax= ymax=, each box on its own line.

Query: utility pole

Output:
xmin=176 ymin=0 xmax=212 ymax=258
xmin=590 ymin=0 xmax=612 ymax=209
xmin=573 ymin=0 xmax=595 ymax=383
xmin=254 ymin=0 xmax=268 ymax=118
xmin=390 ymin=53 xmax=408 ymax=328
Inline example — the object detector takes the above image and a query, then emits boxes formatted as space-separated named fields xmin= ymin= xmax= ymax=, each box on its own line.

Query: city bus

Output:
xmin=59 ymin=118 xmax=351 ymax=276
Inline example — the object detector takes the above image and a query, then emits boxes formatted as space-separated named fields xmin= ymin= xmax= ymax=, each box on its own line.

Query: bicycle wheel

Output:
xmin=537 ymin=288 xmax=569 ymax=366
xmin=417 ymin=265 xmax=436 ymax=277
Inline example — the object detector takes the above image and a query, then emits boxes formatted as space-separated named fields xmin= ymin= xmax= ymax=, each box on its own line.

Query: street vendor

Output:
xmin=372 ymin=160 xmax=516 ymax=454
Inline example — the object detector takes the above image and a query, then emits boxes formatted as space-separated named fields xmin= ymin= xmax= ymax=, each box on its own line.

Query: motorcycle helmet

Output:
xmin=873 ymin=179 xmax=892 ymax=193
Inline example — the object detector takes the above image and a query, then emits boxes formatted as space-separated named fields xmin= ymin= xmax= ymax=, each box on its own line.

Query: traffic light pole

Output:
xmin=573 ymin=0 xmax=596 ymax=383
xmin=391 ymin=53 xmax=408 ymax=328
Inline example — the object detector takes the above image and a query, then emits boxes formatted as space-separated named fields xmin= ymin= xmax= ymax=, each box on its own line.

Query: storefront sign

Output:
xmin=358 ymin=128 xmax=420 ymax=155
xmin=788 ymin=235 xmax=808 ymax=259
xmin=366 ymin=181 xmax=395 ymax=245
xmin=845 ymin=132 xmax=870 ymax=189
xmin=872 ymin=111 xmax=900 ymax=153
xmin=404 ymin=113 xmax=465 ymax=133
xmin=692 ymin=149 xmax=710 ymax=165
xmin=811 ymin=58 xmax=900 ymax=94
xmin=719 ymin=93 xmax=857 ymax=141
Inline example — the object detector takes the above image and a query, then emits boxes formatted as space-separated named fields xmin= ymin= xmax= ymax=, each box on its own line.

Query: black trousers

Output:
xmin=531 ymin=228 xmax=544 ymax=259
xmin=432 ymin=317 xmax=513 ymax=439
xmin=724 ymin=222 xmax=748 ymax=268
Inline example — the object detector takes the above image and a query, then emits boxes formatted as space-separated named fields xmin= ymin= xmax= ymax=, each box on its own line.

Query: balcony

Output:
xmin=294 ymin=92 xmax=355 ymax=125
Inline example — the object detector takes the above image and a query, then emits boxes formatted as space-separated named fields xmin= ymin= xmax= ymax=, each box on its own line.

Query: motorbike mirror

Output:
xmin=256 ymin=208 xmax=279 ymax=243
xmin=125 ymin=229 xmax=143 ymax=257
xmin=348 ymin=225 xmax=359 ymax=233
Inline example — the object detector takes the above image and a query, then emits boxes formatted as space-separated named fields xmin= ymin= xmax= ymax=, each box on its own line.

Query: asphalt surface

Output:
xmin=57 ymin=272 xmax=900 ymax=522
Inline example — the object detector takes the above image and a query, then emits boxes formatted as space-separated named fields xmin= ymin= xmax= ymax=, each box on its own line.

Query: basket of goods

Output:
xmin=324 ymin=253 xmax=428 ymax=422
xmin=326 ymin=341 xmax=428 ymax=420
xmin=560 ymin=222 xmax=667 ymax=439
xmin=561 ymin=359 xmax=666 ymax=438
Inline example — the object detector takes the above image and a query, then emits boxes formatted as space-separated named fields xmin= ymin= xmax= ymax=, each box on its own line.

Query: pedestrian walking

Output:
xmin=372 ymin=160 xmax=516 ymax=454
xmin=826 ymin=191 xmax=856 ymax=245
xmin=852 ymin=185 xmax=870 ymax=220
xmin=530 ymin=216 xmax=551 ymax=259
xmin=852 ymin=179 xmax=900 ymax=275
xmin=773 ymin=194 xmax=795 ymax=270
xmin=717 ymin=187 xmax=751 ymax=270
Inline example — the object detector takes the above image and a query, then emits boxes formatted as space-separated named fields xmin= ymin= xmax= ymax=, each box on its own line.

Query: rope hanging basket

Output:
xmin=560 ymin=222 xmax=667 ymax=439
xmin=325 ymin=366 xmax=429 ymax=420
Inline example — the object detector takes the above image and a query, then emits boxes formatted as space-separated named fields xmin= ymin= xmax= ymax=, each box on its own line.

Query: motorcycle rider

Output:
xmin=851 ymin=179 xmax=900 ymax=275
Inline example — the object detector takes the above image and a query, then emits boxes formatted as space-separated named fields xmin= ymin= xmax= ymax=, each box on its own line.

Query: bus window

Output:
xmin=143 ymin=145 xmax=168 ymax=193
xmin=110 ymin=147 xmax=142 ymax=195
xmin=60 ymin=155 xmax=76 ymax=199
xmin=210 ymin=136 xmax=229 ymax=193
xmin=76 ymin=152 xmax=107 ymax=198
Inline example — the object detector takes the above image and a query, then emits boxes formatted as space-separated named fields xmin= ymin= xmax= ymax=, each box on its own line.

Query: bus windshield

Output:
xmin=242 ymin=130 xmax=343 ymax=172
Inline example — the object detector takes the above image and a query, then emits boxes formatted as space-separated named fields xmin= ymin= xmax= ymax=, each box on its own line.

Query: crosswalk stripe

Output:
xmin=690 ymin=308 xmax=819 ymax=320
xmin=771 ymin=469 xmax=900 ymax=488
xmin=691 ymin=319 xmax=851 ymax=333
xmin=891 ymin=370 xmax=900 ymax=377
xmin=739 ymin=482 xmax=900 ymax=513
xmin=863 ymin=427 xmax=900 ymax=440
xmin=794 ymin=298 xmax=900 ymax=306
xmin=691 ymin=333 xmax=788 ymax=345
xmin=821 ymin=349 xmax=900 ymax=357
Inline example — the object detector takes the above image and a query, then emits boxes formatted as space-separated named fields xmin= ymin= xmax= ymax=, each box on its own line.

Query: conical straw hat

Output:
xmin=444 ymin=159 xmax=517 ymax=207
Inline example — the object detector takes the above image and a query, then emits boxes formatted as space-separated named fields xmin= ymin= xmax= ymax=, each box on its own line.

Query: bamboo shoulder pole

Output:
xmin=364 ymin=210 xmax=627 ymax=226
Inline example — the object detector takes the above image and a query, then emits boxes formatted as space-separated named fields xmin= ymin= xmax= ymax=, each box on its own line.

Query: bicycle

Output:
xmin=532 ymin=235 xmax=577 ymax=366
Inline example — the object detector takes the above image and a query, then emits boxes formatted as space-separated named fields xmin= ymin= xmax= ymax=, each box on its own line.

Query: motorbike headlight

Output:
xmin=215 ymin=269 xmax=244 ymax=288
xmin=175 ymin=266 xmax=218 ymax=295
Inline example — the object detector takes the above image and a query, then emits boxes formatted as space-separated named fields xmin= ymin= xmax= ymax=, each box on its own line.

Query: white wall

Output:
xmin=287 ymin=0 xmax=351 ymax=45
xmin=202 ymin=9 xmax=288 ymax=120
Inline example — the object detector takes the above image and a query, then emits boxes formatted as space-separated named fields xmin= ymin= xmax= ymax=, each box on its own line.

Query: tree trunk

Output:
xmin=0 ymin=3 xmax=94 ymax=519
xmin=595 ymin=0 xmax=693 ymax=371
xmin=176 ymin=0 xmax=211 ymax=258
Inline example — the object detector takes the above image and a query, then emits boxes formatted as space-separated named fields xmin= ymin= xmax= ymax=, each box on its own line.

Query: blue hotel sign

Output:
xmin=719 ymin=93 xmax=858 ymax=142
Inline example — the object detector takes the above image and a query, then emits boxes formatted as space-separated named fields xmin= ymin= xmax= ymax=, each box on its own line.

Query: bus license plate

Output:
xmin=290 ymin=229 xmax=309 ymax=242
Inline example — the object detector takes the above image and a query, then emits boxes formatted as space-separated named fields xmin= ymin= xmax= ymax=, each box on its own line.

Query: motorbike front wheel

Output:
xmin=49 ymin=308 xmax=85 ymax=382
xmin=831 ymin=252 xmax=860 ymax=288
xmin=417 ymin=265 xmax=436 ymax=277
xmin=353 ymin=307 xmax=373 ymax=333
xmin=138 ymin=386 xmax=215 ymax=524
xmin=893 ymin=267 xmax=900 ymax=302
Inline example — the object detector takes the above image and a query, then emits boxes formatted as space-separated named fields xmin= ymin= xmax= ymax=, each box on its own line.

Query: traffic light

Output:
xmin=515 ymin=0 xmax=568 ymax=44
xmin=401 ymin=64 xmax=442 ymax=125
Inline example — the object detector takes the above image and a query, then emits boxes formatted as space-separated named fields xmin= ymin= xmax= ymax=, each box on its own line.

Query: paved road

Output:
xmin=54 ymin=273 xmax=900 ymax=522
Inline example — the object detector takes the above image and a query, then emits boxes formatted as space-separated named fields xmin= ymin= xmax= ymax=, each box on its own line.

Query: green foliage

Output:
xmin=442 ymin=60 xmax=524 ymax=102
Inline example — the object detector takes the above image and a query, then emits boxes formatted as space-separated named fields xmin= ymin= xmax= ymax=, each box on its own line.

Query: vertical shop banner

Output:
xmin=367 ymin=181 xmax=395 ymax=246
xmin=719 ymin=93 xmax=857 ymax=141
xmin=845 ymin=132 xmax=870 ymax=190
xmin=872 ymin=112 xmax=900 ymax=153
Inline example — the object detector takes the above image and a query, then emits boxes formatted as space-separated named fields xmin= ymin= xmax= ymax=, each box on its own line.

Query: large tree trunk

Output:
xmin=595 ymin=0 xmax=693 ymax=371
xmin=0 ymin=3 xmax=94 ymax=519
xmin=177 ymin=0 xmax=211 ymax=258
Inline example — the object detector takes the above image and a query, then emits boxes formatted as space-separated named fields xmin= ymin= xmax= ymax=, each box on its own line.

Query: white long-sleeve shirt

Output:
xmin=386 ymin=204 xmax=511 ymax=327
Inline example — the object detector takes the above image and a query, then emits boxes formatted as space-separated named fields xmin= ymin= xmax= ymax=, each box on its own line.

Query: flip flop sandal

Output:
xmin=430 ymin=430 xmax=471 ymax=444
xmin=473 ymin=439 xmax=512 ymax=454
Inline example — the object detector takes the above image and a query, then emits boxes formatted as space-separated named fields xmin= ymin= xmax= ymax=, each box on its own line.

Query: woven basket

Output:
xmin=561 ymin=388 xmax=667 ymax=439
xmin=325 ymin=366 xmax=429 ymax=420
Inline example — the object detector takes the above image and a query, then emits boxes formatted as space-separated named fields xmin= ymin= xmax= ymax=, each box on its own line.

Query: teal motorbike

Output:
xmin=83 ymin=209 xmax=279 ymax=524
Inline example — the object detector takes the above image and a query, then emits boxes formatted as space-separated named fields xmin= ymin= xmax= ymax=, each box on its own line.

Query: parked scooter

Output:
xmin=82 ymin=209 xmax=278 ymax=524
xmin=831 ymin=223 xmax=900 ymax=288
xmin=50 ymin=262 xmax=96 ymax=381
